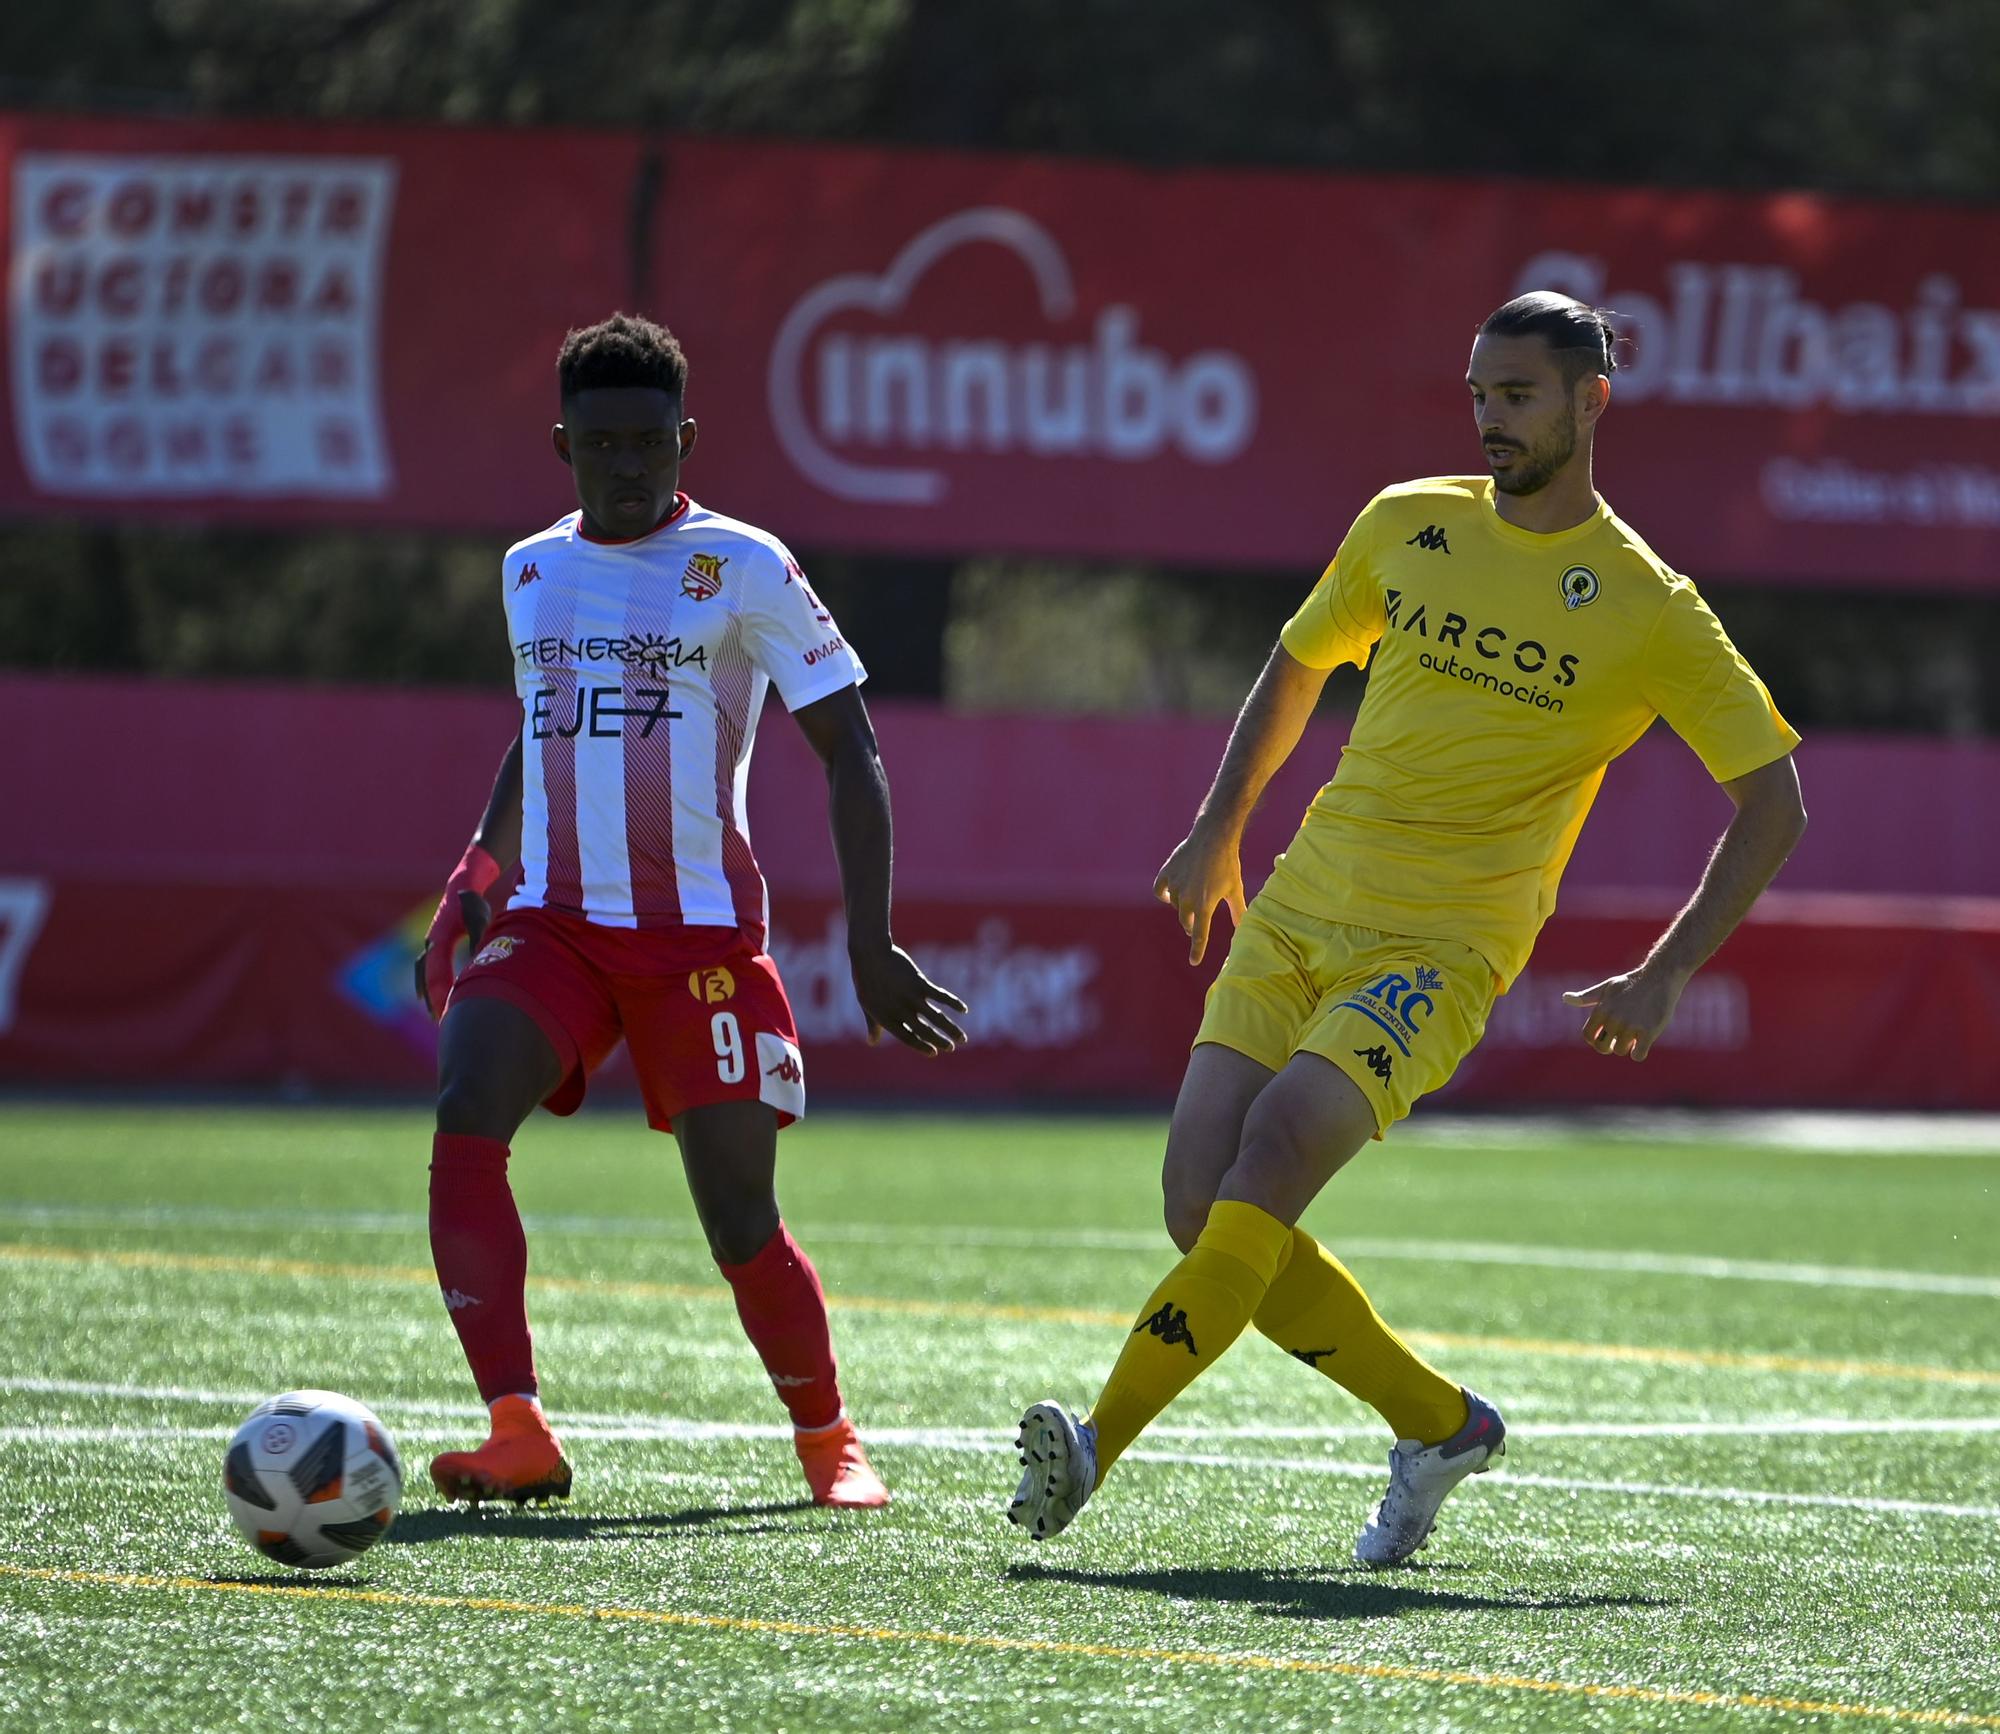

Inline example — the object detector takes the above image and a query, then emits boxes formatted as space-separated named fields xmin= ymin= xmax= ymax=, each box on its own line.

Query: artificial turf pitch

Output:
xmin=0 ymin=1103 xmax=1994 ymax=1731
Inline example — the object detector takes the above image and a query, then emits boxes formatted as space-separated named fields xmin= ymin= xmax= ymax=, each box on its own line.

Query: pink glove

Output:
xmin=418 ymin=843 xmax=502 ymax=1019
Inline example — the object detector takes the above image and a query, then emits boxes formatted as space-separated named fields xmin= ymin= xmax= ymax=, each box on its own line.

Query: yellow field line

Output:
xmin=4 ymin=1564 xmax=1992 ymax=1728
xmin=5 ymin=1239 xmax=1998 ymax=1389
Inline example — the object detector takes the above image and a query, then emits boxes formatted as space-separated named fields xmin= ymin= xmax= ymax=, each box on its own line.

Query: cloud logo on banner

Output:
xmin=10 ymin=152 xmax=397 ymax=499
xmin=768 ymin=207 xmax=1257 ymax=504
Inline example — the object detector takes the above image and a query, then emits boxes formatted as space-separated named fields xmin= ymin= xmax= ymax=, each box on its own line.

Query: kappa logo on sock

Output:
xmin=1289 ymin=1346 xmax=1339 ymax=1367
xmin=1134 ymin=1302 xmax=1199 ymax=1356
xmin=769 ymin=1373 xmax=817 ymax=1388
xmin=441 ymin=1288 xmax=483 ymax=1311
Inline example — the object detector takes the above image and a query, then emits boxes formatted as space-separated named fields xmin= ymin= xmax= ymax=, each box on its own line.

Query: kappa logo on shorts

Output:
xmin=689 ymin=967 xmax=736 ymax=1005
xmin=1352 ymin=1043 xmax=1395 ymax=1082
xmin=470 ymin=936 xmax=517 ymax=967
xmin=755 ymin=1030 xmax=806 ymax=1117
xmin=1335 ymin=968 xmax=1439 ymax=1058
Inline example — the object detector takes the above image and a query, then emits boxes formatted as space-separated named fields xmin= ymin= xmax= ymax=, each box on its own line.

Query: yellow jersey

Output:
xmin=1269 ymin=476 xmax=1799 ymax=987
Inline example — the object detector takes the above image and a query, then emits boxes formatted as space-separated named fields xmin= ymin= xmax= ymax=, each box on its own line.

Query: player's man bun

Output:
xmin=557 ymin=312 xmax=690 ymax=401
xmin=1480 ymin=292 xmax=1620 ymax=385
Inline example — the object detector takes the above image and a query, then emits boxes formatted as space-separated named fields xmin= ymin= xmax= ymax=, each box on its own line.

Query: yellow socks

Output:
xmin=1087 ymin=1200 xmax=1293 ymax=1475
xmin=1253 ymin=1227 xmax=1468 ymax=1444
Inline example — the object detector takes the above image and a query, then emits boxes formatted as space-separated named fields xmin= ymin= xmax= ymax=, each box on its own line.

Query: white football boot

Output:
xmin=1355 ymin=1388 xmax=1506 ymax=1568
xmin=1007 ymin=1401 xmax=1098 ymax=1541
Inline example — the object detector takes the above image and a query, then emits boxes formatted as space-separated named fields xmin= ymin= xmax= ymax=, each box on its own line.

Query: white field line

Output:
xmin=5 ymin=1377 xmax=1999 ymax=1523
xmin=4 ymin=1201 xmax=1995 ymax=1299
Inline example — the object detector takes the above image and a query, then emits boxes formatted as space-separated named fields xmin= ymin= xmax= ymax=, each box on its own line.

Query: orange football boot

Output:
xmin=429 ymin=1394 xmax=573 ymax=1506
xmin=794 ymin=1417 xmax=890 ymax=1508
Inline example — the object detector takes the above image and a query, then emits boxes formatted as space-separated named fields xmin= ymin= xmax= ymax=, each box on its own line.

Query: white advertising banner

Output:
xmin=9 ymin=152 xmax=396 ymax=497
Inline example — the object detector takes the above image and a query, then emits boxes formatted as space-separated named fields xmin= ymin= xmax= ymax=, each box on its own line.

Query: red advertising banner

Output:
xmin=2 ymin=877 xmax=1996 ymax=1111
xmin=4 ymin=675 xmax=1997 ymax=1108
xmin=3 ymin=114 xmax=1997 ymax=586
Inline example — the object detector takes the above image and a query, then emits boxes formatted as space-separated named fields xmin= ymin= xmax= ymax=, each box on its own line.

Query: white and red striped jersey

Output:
xmin=501 ymin=494 xmax=865 ymax=942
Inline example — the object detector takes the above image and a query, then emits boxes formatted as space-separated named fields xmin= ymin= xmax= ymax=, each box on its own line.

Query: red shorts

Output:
xmin=446 ymin=905 xmax=806 ymax=1133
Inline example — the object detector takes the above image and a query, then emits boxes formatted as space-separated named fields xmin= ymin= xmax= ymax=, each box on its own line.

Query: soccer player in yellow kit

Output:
xmin=1007 ymin=291 xmax=1808 ymax=1565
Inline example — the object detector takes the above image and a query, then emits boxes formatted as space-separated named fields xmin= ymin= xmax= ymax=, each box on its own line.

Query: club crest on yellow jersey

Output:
xmin=1560 ymin=565 xmax=1601 ymax=610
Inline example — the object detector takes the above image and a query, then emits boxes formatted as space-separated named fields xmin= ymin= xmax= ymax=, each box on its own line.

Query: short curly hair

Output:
xmin=556 ymin=312 xmax=689 ymax=402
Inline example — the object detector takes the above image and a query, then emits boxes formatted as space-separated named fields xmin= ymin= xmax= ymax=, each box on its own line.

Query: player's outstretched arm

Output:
xmin=413 ymin=734 xmax=524 ymax=1018
xmin=1155 ymin=641 xmax=1331 ymax=964
xmin=790 ymin=685 xmax=968 ymax=1056
xmin=1564 ymin=753 xmax=1807 ymax=1060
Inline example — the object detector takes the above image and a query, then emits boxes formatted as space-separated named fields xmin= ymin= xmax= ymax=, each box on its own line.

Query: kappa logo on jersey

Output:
xmin=1415 ymin=965 xmax=1444 ymax=993
xmin=471 ymin=936 xmax=518 ymax=967
xmin=1336 ymin=968 xmax=1438 ymax=1058
xmin=681 ymin=552 xmax=728 ymax=600
xmin=1134 ymin=1302 xmax=1199 ymax=1356
xmin=1405 ymin=524 xmax=1451 ymax=553
xmin=1560 ymin=564 xmax=1602 ymax=610
xmin=514 ymin=562 xmax=542 ymax=590
xmin=689 ymin=966 xmax=736 ymax=1005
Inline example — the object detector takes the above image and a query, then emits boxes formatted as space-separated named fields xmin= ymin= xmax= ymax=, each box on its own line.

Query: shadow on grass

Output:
xmin=382 ymin=1499 xmax=821 ymax=1545
xmin=1006 ymin=1562 xmax=1669 ymax=1623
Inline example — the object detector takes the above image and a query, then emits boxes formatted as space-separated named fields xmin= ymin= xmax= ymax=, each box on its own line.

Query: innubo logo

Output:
xmin=768 ymin=208 xmax=1260 ymax=504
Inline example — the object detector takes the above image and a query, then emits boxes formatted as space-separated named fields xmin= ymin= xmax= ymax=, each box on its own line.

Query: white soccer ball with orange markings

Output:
xmin=223 ymin=1390 xmax=403 ymax=1570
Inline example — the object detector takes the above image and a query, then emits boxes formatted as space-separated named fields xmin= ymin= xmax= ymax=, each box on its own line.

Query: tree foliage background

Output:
xmin=2 ymin=0 xmax=1996 ymax=726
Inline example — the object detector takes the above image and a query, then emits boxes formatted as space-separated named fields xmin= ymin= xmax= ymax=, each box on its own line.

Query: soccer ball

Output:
xmin=223 ymin=1390 xmax=404 ymax=1570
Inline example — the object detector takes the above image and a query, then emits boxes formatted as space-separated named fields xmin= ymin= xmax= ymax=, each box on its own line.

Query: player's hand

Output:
xmin=414 ymin=844 xmax=502 ymax=1020
xmin=1153 ymin=823 xmax=1246 ymax=966
xmin=848 ymin=940 xmax=969 ymax=1056
xmin=1562 ymin=966 xmax=1689 ymax=1061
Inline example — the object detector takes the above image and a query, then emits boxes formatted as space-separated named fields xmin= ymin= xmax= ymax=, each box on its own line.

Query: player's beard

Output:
xmin=1488 ymin=405 xmax=1577 ymax=496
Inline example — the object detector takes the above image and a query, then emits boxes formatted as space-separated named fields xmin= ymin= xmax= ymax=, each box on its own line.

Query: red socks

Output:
xmin=429 ymin=1142 xmax=838 ymax=1432
xmin=429 ymin=1133 xmax=537 ymax=1404
xmin=718 ymin=1224 xmax=843 ymax=1430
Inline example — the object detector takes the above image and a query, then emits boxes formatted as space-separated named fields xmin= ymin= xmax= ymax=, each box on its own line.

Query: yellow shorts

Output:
xmin=1193 ymin=896 xmax=1497 ymax=1134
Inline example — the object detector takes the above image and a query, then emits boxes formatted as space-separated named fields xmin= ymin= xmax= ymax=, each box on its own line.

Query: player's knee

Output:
xmin=434 ymin=1074 xmax=512 ymax=1140
xmin=703 ymin=1198 xmax=781 ymax=1268
xmin=1228 ymin=1096 xmax=1315 ymax=1209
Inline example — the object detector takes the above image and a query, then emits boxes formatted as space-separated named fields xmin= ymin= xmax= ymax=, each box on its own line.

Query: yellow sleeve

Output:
xmin=1639 ymin=580 xmax=1800 ymax=782
xmin=1279 ymin=504 xmax=1385 ymax=670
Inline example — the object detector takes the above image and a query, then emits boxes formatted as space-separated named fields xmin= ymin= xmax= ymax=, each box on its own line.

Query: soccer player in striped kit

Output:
xmin=416 ymin=313 xmax=967 ymax=1509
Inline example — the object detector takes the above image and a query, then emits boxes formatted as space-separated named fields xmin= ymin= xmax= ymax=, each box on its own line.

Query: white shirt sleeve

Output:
xmin=741 ymin=543 xmax=869 ymax=711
